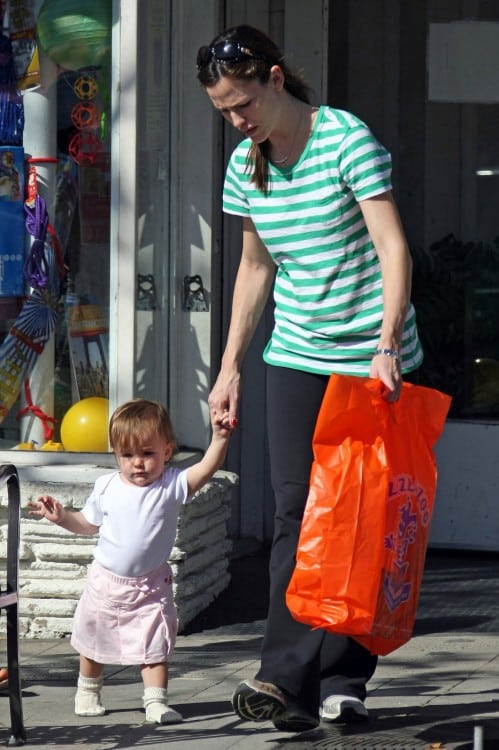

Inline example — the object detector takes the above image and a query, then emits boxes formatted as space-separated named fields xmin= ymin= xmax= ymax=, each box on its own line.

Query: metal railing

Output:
xmin=0 ymin=464 xmax=26 ymax=746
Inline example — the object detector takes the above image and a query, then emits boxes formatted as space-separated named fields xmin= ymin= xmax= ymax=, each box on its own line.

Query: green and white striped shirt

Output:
xmin=223 ymin=106 xmax=423 ymax=376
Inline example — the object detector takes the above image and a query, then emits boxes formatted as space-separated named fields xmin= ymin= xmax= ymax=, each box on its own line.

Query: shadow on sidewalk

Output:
xmin=183 ymin=543 xmax=499 ymax=638
xmin=276 ymin=710 xmax=499 ymax=750
xmin=182 ymin=541 xmax=270 ymax=635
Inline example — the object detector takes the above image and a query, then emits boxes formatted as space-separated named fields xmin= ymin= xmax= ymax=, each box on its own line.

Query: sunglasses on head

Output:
xmin=196 ymin=40 xmax=262 ymax=69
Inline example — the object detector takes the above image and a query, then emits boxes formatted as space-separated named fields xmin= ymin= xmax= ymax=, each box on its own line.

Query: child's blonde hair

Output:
xmin=109 ymin=399 xmax=177 ymax=454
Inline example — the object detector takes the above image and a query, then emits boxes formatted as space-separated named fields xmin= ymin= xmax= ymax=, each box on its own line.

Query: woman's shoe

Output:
xmin=320 ymin=694 xmax=368 ymax=723
xmin=272 ymin=702 xmax=319 ymax=732
xmin=232 ymin=678 xmax=286 ymax=722
xmin=232 ymin=677 xmax=319 ymax=732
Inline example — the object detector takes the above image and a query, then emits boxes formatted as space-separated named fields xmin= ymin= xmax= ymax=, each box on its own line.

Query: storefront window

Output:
xmin=412 ymin=222 xmax=499 ymax=420
xmin=417 ymin=15 xmax=499 ymax=420
xmin=0 ymin=2 xmax=112 ymax=451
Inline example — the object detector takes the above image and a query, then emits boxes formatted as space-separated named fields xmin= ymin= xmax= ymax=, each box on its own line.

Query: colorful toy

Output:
xmin=60 ymin=397 xmax=109 ymax=452
xmin=36 ymin=0 xmax=112 ymax=72
xmin=68 ymin=130 xmax=102 ymax=165
xmin=40 ymin=440 xmax=64 ymax=451
xmin=73 ymin=75 xmax=99 ymax=100
xmin=17 ymin=378 xmax=57 ymax=442
xmin=13 ymin=441 xmax=36 ymax=451
xmin=0 ymin=35 xmax=24 ymax=145
xmin=8 ymin=0 xmax=41 ymax=91
xmin=67 ymin=74 xmax=103 ymax=164
xmin=0 ymin=146 xmax=25 ymax=297
xmin=70 ymin=102 xmax=100 ymax=131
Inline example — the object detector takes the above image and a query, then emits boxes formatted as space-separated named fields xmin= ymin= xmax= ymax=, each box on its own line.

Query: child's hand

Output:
xmin=27 ymin=495 xmax=65 ymax=524
xmin=212 ymin=410 xmax=237 ymax=437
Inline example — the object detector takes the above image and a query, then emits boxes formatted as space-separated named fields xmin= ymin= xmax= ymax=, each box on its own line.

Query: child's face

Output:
xmin=115 ymin=433 xmax=172 ymax=487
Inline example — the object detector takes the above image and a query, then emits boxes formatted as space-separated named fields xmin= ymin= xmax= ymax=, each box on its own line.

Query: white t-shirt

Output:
xmin=81 ymin=467 xmax=189 ymax=577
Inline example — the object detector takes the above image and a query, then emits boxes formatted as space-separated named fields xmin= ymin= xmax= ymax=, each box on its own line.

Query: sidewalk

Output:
xmin=2 ymin=549 xmax=499 ymax=749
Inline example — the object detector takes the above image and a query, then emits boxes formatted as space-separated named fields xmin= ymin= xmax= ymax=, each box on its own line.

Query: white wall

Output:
xmin=430 ymin=422 xmax=499 ymax=551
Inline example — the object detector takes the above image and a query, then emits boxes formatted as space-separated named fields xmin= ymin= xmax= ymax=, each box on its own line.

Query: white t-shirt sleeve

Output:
xmin=80 ymin=472 xmax=117 ymax=527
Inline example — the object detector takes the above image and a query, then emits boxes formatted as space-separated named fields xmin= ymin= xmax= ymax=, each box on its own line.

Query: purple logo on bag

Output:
xmin=383 ymin=475 xmax=430 ymax=612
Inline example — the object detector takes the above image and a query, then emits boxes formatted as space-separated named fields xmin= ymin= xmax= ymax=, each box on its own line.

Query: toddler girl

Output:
xmin=28 ymin=398 xmax=233 ymax=724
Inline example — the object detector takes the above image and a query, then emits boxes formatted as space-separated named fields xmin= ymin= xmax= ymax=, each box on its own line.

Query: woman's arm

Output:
xmin=359 ymin=192 xmax=412 ymax=400
xmin=209 ymin=216 xmax=275 ymax=423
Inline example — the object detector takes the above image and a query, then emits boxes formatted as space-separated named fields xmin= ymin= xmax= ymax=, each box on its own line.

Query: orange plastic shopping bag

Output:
xmin=286 ymin=374 xmax=451 ymax=655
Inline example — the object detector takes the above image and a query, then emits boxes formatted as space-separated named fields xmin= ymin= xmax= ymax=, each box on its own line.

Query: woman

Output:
xmin=197 ymin=24 xmax=423 ymax=733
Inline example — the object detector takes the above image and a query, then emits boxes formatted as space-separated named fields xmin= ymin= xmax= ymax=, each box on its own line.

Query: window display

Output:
xmin=0 ymin=0 xmax=112 ymax=450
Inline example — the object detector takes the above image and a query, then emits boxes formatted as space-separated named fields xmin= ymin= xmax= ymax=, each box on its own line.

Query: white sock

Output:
xmin=143 ymin=686 xmax=183 ymax=724
xmin=75 ymin=674 xmax=106 ymax=716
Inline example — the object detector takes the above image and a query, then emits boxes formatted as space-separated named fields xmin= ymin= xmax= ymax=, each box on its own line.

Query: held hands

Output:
xmin=211 ymin=409 xmax=237 ymax=439
xmin=209 ymin=369 xmax=241 ymax=433
xmin=27 ymin=495 xmax=65 ymax=524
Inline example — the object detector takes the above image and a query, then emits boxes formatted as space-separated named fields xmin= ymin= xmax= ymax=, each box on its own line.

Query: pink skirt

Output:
xmin=71 ymin=560 xmax=177 ymax=665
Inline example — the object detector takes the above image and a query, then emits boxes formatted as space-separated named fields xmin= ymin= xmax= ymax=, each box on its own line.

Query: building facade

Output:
xmin=0 ymin=0 xmax=498 ymax=553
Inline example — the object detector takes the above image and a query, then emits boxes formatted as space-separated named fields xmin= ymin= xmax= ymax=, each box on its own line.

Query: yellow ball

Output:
xmin=61 ymin=397 xmax=109 ymax=452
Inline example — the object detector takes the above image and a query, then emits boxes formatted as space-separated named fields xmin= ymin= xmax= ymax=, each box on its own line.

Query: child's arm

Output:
xmin=28 ymin=495 xmax=99 ymax=535
xmin=186 ymin=412 xmax=233 ymax=496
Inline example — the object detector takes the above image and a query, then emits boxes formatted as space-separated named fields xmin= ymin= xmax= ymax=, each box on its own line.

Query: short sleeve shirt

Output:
xmin=81 ymin=467 xmax=189 ymax=577
xmin=223 ymin=106 xmax=423 ymax=375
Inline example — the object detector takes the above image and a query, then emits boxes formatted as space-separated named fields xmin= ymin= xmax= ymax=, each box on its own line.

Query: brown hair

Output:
xmin=197 ymin=25 xmax=311 ymax=193
xmin=109 ymin=399 xmax=177 ymax=455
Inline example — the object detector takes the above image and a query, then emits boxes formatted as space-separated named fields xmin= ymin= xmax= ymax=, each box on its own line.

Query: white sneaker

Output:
xmin=320 ymin=695 xmax=368 ymax=723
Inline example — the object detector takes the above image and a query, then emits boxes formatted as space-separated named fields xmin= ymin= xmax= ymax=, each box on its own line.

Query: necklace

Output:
xmin=272 ymin=106 xmax=306 ymax=165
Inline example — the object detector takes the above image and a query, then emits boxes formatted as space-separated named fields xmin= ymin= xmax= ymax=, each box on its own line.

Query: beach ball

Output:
xmin=36 ymin=0 xmax=112 ymax=71
xmin=61 ymin=397 xmax=109 ymax=452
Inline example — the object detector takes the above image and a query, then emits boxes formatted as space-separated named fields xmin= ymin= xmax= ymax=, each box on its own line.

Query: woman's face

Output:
xmin=205 ymin=66 xmax=284 ymax=142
